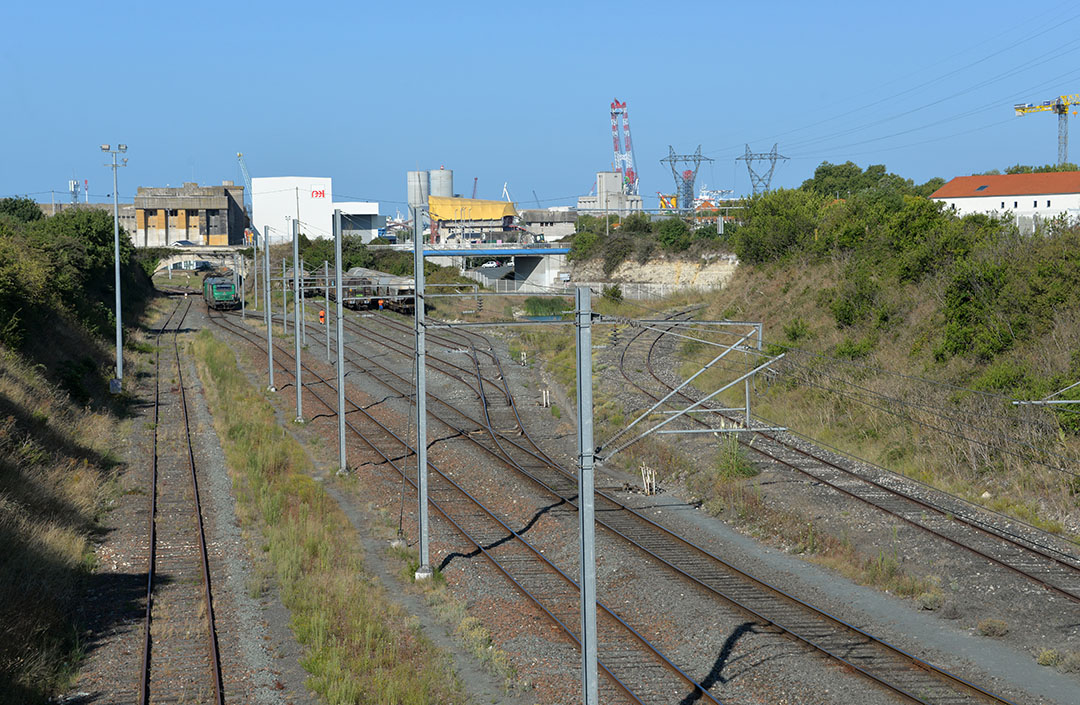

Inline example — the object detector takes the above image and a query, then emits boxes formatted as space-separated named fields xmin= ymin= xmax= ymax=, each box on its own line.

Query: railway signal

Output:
xmin=319 ymin=309 xmax=325 ymax=324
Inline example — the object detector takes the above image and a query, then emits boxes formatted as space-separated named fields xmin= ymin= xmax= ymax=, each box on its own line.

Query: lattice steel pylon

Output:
xmin=610 ymin=99 xmax=640 ymax=195
xmin=660 ymin=146 xmax=713 ymax=214
xmin=737 ymin=144 xmax=788 ymax=195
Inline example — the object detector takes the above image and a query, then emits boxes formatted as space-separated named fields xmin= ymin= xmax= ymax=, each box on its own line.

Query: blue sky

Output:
xmin=4 ymin=0 xmax=1080 ymax=210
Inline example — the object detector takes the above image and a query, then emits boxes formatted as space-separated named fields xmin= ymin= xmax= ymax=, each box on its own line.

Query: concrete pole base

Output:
xmin=390 ymin=537 xmax=406 ymax=549
xmin=335 ymin=466 xmax=350 ymax=477
xmin=414 ymin=564 xmax=433 ymax=581
xmin=267 ymin=386 xmax=277 ymax=393
xmin=294 ymin=417 xmax=305 ymax=424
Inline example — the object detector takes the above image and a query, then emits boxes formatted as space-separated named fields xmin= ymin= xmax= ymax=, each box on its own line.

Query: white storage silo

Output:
xmin=407 ymin=171 xmax=429 ymax=208
xmin=429 ymin=168 xmax=453 ymax=198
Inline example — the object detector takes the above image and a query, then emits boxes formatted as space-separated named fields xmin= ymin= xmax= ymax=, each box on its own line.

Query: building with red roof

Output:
xmin=930 ymin=172 xmax=1080 ymax=233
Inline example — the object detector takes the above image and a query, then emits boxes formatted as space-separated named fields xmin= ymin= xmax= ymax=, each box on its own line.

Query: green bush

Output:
xmin=0 ymin=207 xmax=148 ymax=349
xmin=602 ymin=235 xmax=635 ymax=275
xmin=523 ymin=296 xmax=572 ymax=316
xmin=620 ymin=212 xmax=652 ymax=234
xmin=826 ymin=269 xmax=880 ymax=328
xmin=783 ymin=318 xmax=811 ymax=342
xmin=657 ymin=218 xmax=692 ymax=252
xmin=568 ymin=229 xmax=602 ymax=261
xmin=732 ymin=189 xmax=826 ymax=262
xmin=602 ymin=284 xmax=624 ymax=303
xmin=835 ymin=335 xmax=875 ymax=359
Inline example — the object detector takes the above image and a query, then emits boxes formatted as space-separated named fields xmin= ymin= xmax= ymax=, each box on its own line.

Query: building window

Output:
xmin=1034 ymin=200 xmax=1038 ymax=208
xmin=1001 ymin=202 xmax=1005 ymax=208
xmin=1014 ymin=201 xmax=1018 ymax=208
xmin=1047 ymin=200 xmax=1051 ymax=207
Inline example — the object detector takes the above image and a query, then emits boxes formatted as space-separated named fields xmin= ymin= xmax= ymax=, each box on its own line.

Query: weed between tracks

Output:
xmin=193 ymin=331 xmax=466 ymax=705
xmin=381 ymin=537 xmax=520 ymax=692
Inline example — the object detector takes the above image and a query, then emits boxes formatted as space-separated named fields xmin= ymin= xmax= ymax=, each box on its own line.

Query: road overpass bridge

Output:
xmin=153 ymin=246 xmax=249 ymax=276
xmin=415 ymin=246 xmax=570 ymax=289
xmin=366 ymin=244 xmax=571 ymax=289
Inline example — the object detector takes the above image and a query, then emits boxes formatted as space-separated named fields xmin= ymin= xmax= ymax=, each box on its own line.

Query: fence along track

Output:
xmin=623 ymin=315 xmax=1080 ymax=605
xmin=299 ymin=310 xmax=1017 ymax=705
xmin=206 ymin=309 xmax=721 ymax=705
xmin=140 ymin=297 xmax=225 ymax=705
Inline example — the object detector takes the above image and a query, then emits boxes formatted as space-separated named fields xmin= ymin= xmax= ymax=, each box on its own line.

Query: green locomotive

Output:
xmin=202 ymin=275 xmax=240 ymax=310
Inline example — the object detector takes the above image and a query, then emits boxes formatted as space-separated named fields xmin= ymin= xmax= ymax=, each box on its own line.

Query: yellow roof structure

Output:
xmin=428 ymin=196 xmax=517 ymax=222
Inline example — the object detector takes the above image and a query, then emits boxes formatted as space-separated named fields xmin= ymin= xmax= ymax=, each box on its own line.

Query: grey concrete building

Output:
xmin=36 ymin=201 xmax=137 ymax=237
xmin=519 ymin=208 xmax=577 ymax=242
xmin=134 ymin=181 xmax=247 ymax=247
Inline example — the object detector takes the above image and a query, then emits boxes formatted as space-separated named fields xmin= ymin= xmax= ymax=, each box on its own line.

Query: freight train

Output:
xmin=323 ymin=266 xmax=415 ymax=314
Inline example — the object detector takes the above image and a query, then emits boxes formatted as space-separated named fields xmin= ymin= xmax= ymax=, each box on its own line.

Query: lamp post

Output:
xmin=101 ymin=144 xmax=127 ymax=393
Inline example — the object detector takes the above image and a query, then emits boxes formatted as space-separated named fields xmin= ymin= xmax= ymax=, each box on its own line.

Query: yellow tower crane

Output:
xmin=1013 ymin=94 xmax=1080 ymax=165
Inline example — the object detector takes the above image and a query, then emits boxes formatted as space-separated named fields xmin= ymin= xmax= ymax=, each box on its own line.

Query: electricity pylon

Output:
xmin=737 ymin=144 xmax=788 ymax=196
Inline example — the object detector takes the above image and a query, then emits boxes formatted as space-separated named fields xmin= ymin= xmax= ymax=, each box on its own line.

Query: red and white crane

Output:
xmin=610 ymin=98 xmax=640 ymax=196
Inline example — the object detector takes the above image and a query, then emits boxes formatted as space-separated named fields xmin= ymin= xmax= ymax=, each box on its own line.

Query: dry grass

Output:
xmin=977 ymin=618 xmax=1009 ymax=637
xmin=671 ymin=261 xmax=1080 ymax=535
xmin=0 ymin=346 xmax=122 ymax=701
xmin=193 ymin=331 xmax=467 ymax=705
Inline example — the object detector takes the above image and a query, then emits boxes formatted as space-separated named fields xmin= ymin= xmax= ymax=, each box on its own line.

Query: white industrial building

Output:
xmin=930 ymin=172 xmax=1080 ymax=233
xmin=577 ymin=171 xmax=643 ymax=215
xmin=252 ymin=176 xmax=382 ymax=244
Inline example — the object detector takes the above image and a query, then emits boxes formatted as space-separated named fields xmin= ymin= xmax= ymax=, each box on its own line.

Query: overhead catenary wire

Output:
xmin=628 ymin=320 xmax=1076 ymax=455
xmin=704 ymin=7 xmax=1080 ymax=157
xmin=626 ymin=318 xmax=1080 ymax=478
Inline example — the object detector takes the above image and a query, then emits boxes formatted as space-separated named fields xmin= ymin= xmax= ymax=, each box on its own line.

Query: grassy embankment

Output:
xmin=0 ymin=348 xmax=123 ymax=700
xmin=677 ymin=264 xmax=1076 ymax=533
xmin=193 ymin=331 xmax=467 ymax=704
xmin=674 ymin=227 xmax=1080 ymax=537
xmin=0 ymin=198 xmax=154 ymax=700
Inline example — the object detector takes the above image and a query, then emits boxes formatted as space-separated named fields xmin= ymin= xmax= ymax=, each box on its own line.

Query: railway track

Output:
xmin=140 ymin=297 xmax=224 ymax=704
xmin=258 ymin=306 xmax=1020 ymax=705
xmin=617 ymin=314 xmax=1080 ymax=605
xmin=206 ymin=308 xmax=722 ymax=705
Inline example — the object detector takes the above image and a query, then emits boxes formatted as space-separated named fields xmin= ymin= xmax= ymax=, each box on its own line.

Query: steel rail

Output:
xmin=138 ymin=298 xmax=181 ymax=704
xmin=140 ymin=297 xmax=225 ymax=705
xmin=207 ymin=310 xmax=721 ymax=705
xmin=313 ymin=310 xmax=1017 ymax=705
xmin=626 ymin=315 xmax=1080 ymax=605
